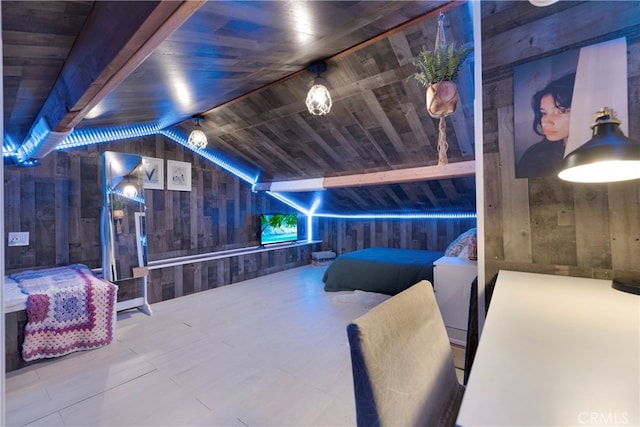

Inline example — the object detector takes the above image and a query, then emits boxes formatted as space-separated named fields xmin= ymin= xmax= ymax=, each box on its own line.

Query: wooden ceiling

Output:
xmin=2 ymin=0 xmax=476 ymax=215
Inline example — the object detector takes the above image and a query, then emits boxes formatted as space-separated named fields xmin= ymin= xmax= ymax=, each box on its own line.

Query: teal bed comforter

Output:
xmin=322 ymin=247 xmax=443 ymax=295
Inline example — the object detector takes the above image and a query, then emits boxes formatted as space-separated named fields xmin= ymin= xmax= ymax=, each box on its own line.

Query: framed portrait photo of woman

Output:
xmin=513 ymin=49 xmax=579 ymax=179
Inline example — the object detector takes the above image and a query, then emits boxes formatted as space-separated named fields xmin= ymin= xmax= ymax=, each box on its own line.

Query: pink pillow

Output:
xmin=444 ymin=228 xmax=477 ymax=260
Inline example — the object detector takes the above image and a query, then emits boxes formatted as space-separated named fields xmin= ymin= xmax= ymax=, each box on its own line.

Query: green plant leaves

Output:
xmin=411 ymin=42 xmax=473 ymax=87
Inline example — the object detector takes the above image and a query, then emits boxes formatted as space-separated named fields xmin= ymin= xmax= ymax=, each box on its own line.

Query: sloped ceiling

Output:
xmin=2 ymin=0 xmax=476 ymax=215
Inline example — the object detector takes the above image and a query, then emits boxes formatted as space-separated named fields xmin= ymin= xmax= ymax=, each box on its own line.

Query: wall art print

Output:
xmin=141 ymin=157 xmax=164 ymax=190
xmin=166 ymin=160 xmax=192 ymax=191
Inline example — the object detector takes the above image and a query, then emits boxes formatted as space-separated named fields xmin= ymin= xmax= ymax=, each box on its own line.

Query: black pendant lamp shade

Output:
xmin=558 ymin=107 xmax=640 ymax=183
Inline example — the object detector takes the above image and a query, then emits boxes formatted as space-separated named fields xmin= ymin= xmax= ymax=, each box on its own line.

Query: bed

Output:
xmin=322 ymin=247 xmax=444 ymax=295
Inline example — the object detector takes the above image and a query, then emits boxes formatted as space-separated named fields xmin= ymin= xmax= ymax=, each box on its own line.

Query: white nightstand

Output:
xmin=433 ymin=256 xmax=477 ymax=346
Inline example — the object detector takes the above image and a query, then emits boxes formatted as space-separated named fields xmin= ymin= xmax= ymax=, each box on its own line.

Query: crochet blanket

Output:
xmin=11 ymin=264 xmax=118 ymax=362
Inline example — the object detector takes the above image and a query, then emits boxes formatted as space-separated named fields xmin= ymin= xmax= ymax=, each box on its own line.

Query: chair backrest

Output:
xmin=346 ymin=280 xmax=464 ymax=427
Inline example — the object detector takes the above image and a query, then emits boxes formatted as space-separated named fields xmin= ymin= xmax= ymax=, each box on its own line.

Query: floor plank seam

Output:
xmin=24 ymin=410 xmax=63 ymax=427
xmin=16 ymin=368 xmax=161 ymax=427
xmin=194 ymin=396 xmax=214 ymax=412
xmin=63 ymin=368 xmax=161 ymax=414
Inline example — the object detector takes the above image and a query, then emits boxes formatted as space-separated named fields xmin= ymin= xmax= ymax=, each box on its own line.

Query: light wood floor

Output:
xmin=5 ymin=265 xmax=463 ymax=426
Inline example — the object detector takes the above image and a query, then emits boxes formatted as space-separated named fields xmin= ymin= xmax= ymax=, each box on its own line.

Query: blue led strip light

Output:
xmin=265 ymin=192 xmax=475 ymax=220
xmin=47 ymin=123 xmax=475 ymax=221
xmin=313 ymin=211 xmax=477 ymax=220
xmin=265 ymin=191 xmax=311 ymax=216
xmin=108 ymin=188 xmax=145 ymax=205
xmin=2 ymin=136 xmax=19 ymax=156
xmin=57 ymin=123 xmax=162 ymax=149
xmin=12 ymin=117 xmax=60 ymax=162
xmin=159 ymin=128 xmax=256 ymax=185
xmin=53 ymin=124 xmax=257 ymax=185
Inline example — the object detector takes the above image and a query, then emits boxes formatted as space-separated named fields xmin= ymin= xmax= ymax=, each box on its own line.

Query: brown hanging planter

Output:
xmin=410 ymin=12 xmax=472 ymax=166
xmin=426 ymin=81 xmax=459 ymax=118
xmin=112 ymin=209 xmax=124 ymax=220
xmin=426 ymin=81 xmax=459 ymax=165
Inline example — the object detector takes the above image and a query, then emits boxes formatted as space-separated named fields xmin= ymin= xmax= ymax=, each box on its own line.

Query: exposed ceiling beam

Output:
xmin=66 ymin=1 xmax=206 ymax=130
xmin=16 ymin=0 xmax=205 ymax=161
xmin=255 ymin=160 xmax=476 ymax=192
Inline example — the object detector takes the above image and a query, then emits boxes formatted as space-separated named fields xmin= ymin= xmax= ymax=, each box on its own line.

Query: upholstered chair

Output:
xmin=347 ymin=280 xmax=464 ymax=427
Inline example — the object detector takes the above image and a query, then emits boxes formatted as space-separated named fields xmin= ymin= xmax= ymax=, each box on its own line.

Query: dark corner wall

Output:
xmin=4 ymin=133 xmax=474 ymax=304
xmin=316 ymin=217 xmax=476 ymax=255
xmin=481 ymin=1 xmax=640 ymax=283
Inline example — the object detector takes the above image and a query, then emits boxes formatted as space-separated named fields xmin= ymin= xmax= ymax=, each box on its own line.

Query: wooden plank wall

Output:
xmin=5 ymin=130 xmax=476 ymax=303
xmin=481 ymin=1 xmax=640 ymax=283
xmin=147 ymin=244 xmax=317 ymax=304
xmin=4 ymin=311 xmax=28 ymax=371
xmin=316 ymin=217 xmax=477 ymax=255
xmin=3 ymin=134 xmax=311 ymax=303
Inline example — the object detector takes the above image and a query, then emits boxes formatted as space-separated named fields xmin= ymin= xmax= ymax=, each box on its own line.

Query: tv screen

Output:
xmin=260 ymin=214 xmax=298 ymax=245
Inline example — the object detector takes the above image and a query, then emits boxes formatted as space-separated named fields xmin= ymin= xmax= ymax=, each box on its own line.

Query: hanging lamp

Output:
xmin=306 ymin=61 xmax=332 ymax=116
xmin=558 ymin=107 xmax=640 ymax=183
xmin=122 ymin=183 xmax=138 ymax=199
xmin=188 ymin=115 xmax=208 ymax=149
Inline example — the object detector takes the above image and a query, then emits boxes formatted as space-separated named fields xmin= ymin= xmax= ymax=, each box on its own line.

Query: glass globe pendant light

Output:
xmin=188 ymin=115 xmax=208 ymax=149
xmin=305 ymin=61 xmax=332 ymax=116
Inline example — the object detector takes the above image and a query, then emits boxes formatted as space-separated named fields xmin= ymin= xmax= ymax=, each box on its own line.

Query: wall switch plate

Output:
xmin=8 ymin=232 xmax=29 ymax=246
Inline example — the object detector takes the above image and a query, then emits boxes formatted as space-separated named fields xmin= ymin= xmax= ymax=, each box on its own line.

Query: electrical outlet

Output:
xmin=8 ymin=232 xmax=29 ymax=246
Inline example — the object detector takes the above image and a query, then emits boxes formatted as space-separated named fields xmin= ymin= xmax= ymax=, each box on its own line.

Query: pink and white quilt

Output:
xmin=10 ymin=264 xmax=118 ymax=362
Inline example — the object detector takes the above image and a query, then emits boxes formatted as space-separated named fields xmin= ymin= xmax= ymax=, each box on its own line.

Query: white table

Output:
xmin=457 ymin=270 xmax=640 ymax=426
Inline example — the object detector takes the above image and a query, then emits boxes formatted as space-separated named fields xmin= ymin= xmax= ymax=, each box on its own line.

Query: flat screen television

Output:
xmin=260 ymin=213 xmax=298 ymax=245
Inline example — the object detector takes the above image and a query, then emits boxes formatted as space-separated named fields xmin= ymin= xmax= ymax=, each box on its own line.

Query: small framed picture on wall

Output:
xmin=141 ymin=157 xmax=164 ymax=190
xmin=166 ymin=160 xmax=192 ymax=191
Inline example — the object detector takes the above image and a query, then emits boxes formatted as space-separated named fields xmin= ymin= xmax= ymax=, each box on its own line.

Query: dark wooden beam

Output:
xmin=29 ymin=0 xmax=205 ymax=136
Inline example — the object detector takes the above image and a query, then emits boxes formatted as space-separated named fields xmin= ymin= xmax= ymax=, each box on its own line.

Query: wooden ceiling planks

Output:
xmin=275 ymin=176 xmax=476 ymax=214
xmin=2 ymin=0 xmax=94 ymax=145
xmin=3 ymin=0 xmax=477 ymax=214
xmin=241 ymin=15 xmax=477 ymax=211
xmin=18 ymin=0 xmax=205 ymax=151
xmin=68 ymin=1 xmax=206 ymax=125
xmin=75 ymin=1 xmax=446 ymax=130
xmin=202 ymin=14 xmax=474 ymax=184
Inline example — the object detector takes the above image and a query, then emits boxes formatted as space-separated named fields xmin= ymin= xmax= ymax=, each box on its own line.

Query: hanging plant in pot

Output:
xmin=410 ymin=13 xmax=472 ymax=165
xmin=411 ymin=42 xmax=472 ymax=118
